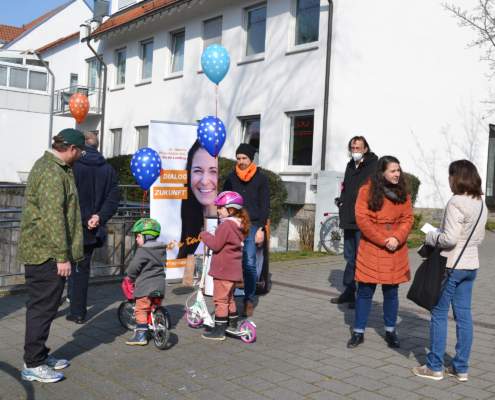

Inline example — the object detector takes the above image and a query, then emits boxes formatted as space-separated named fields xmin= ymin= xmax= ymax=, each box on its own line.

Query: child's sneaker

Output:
xmin=21 ymin=364 xmax=64 ymax=383
xmin=45 ymin=355 xmax=69 ymax=370
xmin=126 ymin=329 xmax=147 ymax=345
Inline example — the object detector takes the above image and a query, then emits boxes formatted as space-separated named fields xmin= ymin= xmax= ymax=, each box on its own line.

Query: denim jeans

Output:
xmin=242 ymin=225 xmax=258 ymax=304
xmin=354 ymin=282 xmax=399 ymax=333
xmin=427 ymin=269 xmax=477 ymax=373
xmin=343 ymin=229 xmax=361 ymax=295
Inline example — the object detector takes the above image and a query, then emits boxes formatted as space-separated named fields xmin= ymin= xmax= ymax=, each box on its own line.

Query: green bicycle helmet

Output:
xmin=132 ymin=218 xmax=161 ymax=237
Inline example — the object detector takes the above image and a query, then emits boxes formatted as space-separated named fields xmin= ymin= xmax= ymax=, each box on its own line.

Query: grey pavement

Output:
xmin=1 ymin=233 xmax=495 ymax=399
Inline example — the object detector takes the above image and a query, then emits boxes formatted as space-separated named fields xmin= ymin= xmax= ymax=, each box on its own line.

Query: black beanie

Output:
xmin=236 ymin=143 xmax=256 ymax=162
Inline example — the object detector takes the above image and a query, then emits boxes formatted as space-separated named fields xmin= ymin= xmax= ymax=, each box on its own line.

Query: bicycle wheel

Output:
xmin=117 ymin=300 xmax=136 ymax=330
xmin=320 ymin=216 xmax=344 ymax=255
xmin=153 ymin=309 xmax=170 ymax=350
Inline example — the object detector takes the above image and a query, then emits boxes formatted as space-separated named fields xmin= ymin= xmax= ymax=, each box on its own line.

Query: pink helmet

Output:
xmin=214 ymin=191 xmax=244 ymax=210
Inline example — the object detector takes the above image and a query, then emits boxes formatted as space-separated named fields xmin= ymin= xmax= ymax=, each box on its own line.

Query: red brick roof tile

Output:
xmin=89 ymin=0 xmax=182 ymax=38
xmin=36 ymin=31 xmax=79 ymax=53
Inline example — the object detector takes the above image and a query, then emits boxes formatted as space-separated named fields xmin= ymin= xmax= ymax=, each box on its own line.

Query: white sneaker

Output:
xmin=21 ymin=364 xmax=64 ymax=383
xmin=45 ymin=355 xmax=69 ymax=370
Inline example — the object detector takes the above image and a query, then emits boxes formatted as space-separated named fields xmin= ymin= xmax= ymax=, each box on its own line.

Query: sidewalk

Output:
xmin=0 ymin=233 xmax=494 ymax=399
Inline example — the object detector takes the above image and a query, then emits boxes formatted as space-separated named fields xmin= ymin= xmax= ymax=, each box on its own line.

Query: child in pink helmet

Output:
xmin=200 ymin=191 xmax=251 ymax=340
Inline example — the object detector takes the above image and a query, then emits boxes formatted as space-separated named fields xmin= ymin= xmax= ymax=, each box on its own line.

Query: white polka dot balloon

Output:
xmin=130 ymin=148 xmax=162 ymax=190
xmin=197 ymin=116 xmax=226 ymax=157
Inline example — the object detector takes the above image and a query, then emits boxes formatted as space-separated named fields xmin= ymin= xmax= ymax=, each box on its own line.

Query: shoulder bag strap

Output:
xmin=451 ymin=202 xmax=484 ymax=272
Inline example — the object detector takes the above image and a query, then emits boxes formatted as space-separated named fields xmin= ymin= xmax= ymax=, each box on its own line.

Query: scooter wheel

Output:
xmin=239 ymin=322 xmax=256 ymax=343
xmin=186 ymin=309 xmax=203 ymax=327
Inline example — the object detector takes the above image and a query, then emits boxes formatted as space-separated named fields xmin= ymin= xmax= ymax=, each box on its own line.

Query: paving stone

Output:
xmin=261 ymin=386 xmax=307 ymax=400
xmin=163 ymin=378 xmax=203 ymax=393
xmin=226 ymin=389 xmax=270 ymax=399
xmin=125 ymin=380 xmax=169 ymax=396
xmin=233 ymin=375 xmax=278 ymax=391
xmin=188 ymin=389 xmax=231 ymax=400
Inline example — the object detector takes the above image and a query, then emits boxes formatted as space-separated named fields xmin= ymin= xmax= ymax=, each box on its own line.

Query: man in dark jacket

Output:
xmin=331 ymin=136 xmax=378 ymax=308
xmin=223 ymin=143 xmax=270 ymax=317
xmin=66 ymin=132 xmax=120 ymax=324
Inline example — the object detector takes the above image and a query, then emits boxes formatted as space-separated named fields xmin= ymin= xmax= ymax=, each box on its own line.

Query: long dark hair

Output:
xmin=368 ymin=156 xmax=409 ymax=212
xmin=177 ymin=141 xmax=207 ymax=259
xmin=449 ymin=160 xmax=483 ymax=200
xmin=348 ymin=136 xmax=371 ymax=157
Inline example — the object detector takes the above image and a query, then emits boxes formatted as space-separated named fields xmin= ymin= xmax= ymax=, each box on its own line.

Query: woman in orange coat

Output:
xmin=347 ymin=156 xmax=414 ymax=349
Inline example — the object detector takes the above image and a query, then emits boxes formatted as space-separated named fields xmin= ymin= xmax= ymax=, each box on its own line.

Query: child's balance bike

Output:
xmin=118 ymin=278 xmax=172 ymax=350
xmin=185 ymin=252 xmax=256 ymax=343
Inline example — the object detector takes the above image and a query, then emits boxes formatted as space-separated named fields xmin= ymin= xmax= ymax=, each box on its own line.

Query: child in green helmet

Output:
xmin=126 ymin=218 xmax=167 ymax=346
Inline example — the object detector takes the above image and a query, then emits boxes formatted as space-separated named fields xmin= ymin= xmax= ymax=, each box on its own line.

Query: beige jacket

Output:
xmin=426 ymin=194 xmax=487 ymax=270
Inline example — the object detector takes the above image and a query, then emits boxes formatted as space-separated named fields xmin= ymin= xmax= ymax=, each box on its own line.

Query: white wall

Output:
xmin=327 ymin=0 xmax=494 ymax=208
xmin=7 ymin=0 xmax=92 ymax=52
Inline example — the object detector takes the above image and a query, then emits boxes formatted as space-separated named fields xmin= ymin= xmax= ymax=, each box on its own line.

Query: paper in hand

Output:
xmin=420 ymin=223 xmax=440 ymax=234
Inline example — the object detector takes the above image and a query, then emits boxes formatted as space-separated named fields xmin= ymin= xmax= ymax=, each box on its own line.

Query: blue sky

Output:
xmin=0 ymin=1 xmax=112 ymax=27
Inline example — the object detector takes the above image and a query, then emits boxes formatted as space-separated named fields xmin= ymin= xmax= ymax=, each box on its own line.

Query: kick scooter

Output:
xmin=185 ymin=248 xmax=256 ymax=343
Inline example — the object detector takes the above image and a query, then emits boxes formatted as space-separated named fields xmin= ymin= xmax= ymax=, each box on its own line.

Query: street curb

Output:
xmin=0 ymin=274 xmax=127 ymax=296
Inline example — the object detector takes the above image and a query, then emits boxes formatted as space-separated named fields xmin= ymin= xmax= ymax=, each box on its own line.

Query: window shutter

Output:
xmin=203 ymin=17 xmax=223 ymax=50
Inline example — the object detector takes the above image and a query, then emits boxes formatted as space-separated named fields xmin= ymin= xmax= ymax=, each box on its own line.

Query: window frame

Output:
xmin=167 ymin=29 xmax=186 ymax=78
xmin=86 ymin=56 xmax=102 ymax=90
xmin=70 ymin=73 xmax=78 ymax=93
xmin=28 ymin=70 xmax=48 ymax=92
xmin=284 ymin=110 xmax=315 ymax=173
xmin=241 ymin=2 xmax=267 ymax=63
xmin=135 ymin=125 xmax=149 ymax=151
xmin=139 ymin=39 xmax=154 ymax=83
xmin=111 ymin=128 xmax=123 ymax=157
xmin=486 ymin=124 xmax=495 ymax=205
xmin=287 ymin=0 xmax=321 ymax=54
xmin=202 ymin=16 xmax=223 ymax=50
xmin=0 ymin=58 xmax=49 ymax=93
xmin=240 ymin=116 xmax=262 ymax=166
xmin=115 ymin=47 xmax=127 ymax=87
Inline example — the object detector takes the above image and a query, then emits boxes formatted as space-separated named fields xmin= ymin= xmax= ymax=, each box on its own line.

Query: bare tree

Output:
xmin=444 ymin=0 xmax=495 ymax=115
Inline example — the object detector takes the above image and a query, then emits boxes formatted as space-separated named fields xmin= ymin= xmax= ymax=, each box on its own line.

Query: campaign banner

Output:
xmin=149 ymin=120 xmax=219 ymax=281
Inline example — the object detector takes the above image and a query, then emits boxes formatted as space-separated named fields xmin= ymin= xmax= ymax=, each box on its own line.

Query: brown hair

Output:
xmin=449 ymin=160 xmax=483 ymax=200
xmin=229 ymin=208 xmax=251 ymax=237
xmin=52 ymin=135 xmax=69 ymax=152
xmin=368 ymin=156 xmax=409 ymax=212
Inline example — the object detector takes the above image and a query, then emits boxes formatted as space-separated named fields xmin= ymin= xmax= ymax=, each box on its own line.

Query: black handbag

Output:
xmin=407 ymin=202 xmax=483 ymax=312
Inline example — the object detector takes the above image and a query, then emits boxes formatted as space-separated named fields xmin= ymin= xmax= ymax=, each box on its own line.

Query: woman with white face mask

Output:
xmin=331 ymin=136 xmax=378 ymax=309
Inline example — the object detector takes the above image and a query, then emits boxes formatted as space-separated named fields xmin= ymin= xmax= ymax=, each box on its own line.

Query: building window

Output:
xmin=136 ymin=126 xmax=149 ymax=150
xmin=116 ymin=48 xmax=126 ymax=85
xmin=87 ymin=58 xmax=102 ymax=90
xmin=0 ymin=66 xmax=7 ymax=86
xmin=295 ymin=0 xmax=320 ymax=46
xmin=288 ymin=113 xmax=314 ymax=166
xmin=26 ymin=59 xmax=49 ymax=67
xmin=9 ymin=68 xmax=27 ymax=89
xmin=245 ymin=4 xmax=267 ymax=57
xmin=28 ymin=71 xmax=47 ymax=91
xmin=203 ymin=17 xmax=222 ymax=50
xmin=118 ymin=0 xmax=135 ymax=9
xmin=171 ymin=30 xmax=185 ymax=74
xmin=0 ymin=57 xmax=23 ymax=65
xmin=141 ymin=40 xmax=154 ymax=80
xmin=70 ymin=74 xmax=78 ymax=93
xmin=112 ymin=129 xmax=122 ymax=157
xmin=486 ymin=125 xmax=495 ymax=204
xmin=242 ymin=118 xmax=261 ymax=165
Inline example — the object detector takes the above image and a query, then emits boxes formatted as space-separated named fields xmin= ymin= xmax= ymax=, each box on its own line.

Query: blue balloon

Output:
xmin=197 ymin=116 xmax=226 ymax=157
xmin=201 ymin=45 xmax=230 ymax=85
xmin=130 ymin=148 xmax=162 ymax=191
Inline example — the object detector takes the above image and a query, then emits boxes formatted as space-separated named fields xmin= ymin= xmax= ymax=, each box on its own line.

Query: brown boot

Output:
xmin=242 ymin=302 xmax=253 ymax=317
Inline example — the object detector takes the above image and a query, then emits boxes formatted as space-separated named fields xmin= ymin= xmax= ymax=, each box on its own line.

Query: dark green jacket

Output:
xmin=19 ymin=151 xmax=84 ymax=265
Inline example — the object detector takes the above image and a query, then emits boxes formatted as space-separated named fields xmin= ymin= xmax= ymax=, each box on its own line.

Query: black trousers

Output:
xmin=24 ymin=259 xmax=65 ymax=368
xmin=70 ymin=245 xmax=95 ymax=319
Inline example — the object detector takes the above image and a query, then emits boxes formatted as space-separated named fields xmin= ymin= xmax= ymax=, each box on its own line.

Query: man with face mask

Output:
xmin=331 ymin=136 xmax=378 ymax=309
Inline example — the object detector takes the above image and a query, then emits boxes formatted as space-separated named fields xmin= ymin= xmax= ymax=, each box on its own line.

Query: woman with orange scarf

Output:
xmin=223 ymin=144 xmax=271 ymax=317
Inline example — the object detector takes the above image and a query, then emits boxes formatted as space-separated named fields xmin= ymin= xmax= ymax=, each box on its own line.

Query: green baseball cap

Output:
xmin=57 ymin=129 xmax=85 ymax=147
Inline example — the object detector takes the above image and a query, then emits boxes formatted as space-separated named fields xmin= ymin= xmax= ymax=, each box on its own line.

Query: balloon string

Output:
xmin=142 ymin=190 xmax=147 ymax=218
xmin=215 ymin=84 xmax=218 ymax=157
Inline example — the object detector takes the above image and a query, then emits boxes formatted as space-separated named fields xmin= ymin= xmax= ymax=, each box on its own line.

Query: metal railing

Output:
xmin=53 ymin=85 xmax=103 ymax=115
xmin=0 ymin=184 xmax=148 ymax=286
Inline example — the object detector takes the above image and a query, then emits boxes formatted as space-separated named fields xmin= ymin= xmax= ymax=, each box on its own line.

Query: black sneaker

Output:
xmin=66 ymin=314 xmax=85 ymax=324
xmin=347 ymin=332 xmax=364 ymax=348
xmin=330 ymin=293 xmax=356 ymax=304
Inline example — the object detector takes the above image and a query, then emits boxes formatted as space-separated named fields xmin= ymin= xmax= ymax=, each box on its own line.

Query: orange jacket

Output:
xmin=355 ymin=181 xmax=414 ymax=285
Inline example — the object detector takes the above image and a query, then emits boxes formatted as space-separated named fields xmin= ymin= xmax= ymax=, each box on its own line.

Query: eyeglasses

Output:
xmin=350 ymin=147 xmax=363 ymax=151
xmin=81 ymin=150 xmax=86 ymax=156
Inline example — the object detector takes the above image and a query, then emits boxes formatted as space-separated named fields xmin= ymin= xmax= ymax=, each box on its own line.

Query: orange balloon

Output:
xmin=69 ymin=93 xmax=89 ymax=124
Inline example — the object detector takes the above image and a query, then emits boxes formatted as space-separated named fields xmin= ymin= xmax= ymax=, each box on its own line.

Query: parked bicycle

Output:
xmin=319 ymin=197 xmax=344 ymax=255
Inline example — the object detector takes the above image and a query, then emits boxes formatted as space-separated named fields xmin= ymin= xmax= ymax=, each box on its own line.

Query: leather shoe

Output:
xmin=330 ymin=293 xmax=355 ymax=304
xmin=385 ymin=331 xmax=400 ymax=348
xmin=348 ymin=302 xmax=356 ymax=309
xmin=66 ymin=314 xmax=85 ymax=324
xmin=347 ymin=332 xmax=364 ymax=348
xmin=241 ymin=302 xmax=253 ymax=317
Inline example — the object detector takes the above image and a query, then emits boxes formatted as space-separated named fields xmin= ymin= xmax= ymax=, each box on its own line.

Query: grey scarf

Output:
xmin=384 ymin=186 xmax=397 ymax=202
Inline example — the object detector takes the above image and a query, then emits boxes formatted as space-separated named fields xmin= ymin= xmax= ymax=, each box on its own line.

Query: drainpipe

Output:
xmin=320 ymin=0 xmax=334 ymax=171
xmin=86 ymin=39 xmax=107 ymax=154
xmin=35 ymin=51 xmax=55 ymax=148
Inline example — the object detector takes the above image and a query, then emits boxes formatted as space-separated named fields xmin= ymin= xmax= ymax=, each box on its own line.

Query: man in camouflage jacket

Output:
xmin=19 ymin=129 xmax=85 ymax=383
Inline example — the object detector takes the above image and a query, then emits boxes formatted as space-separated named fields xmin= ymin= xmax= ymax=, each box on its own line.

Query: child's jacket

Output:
xmin=200 ymin=217 xmax=244 ymax=281
xmin=127 ymin=241 xmax=167 ymax=298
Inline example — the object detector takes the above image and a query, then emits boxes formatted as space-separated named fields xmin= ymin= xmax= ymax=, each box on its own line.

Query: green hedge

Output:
xmin=107 ymin=154 xmax=288 ymax=229
xmin=404 ymin=172 xmax=421 ymax=207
